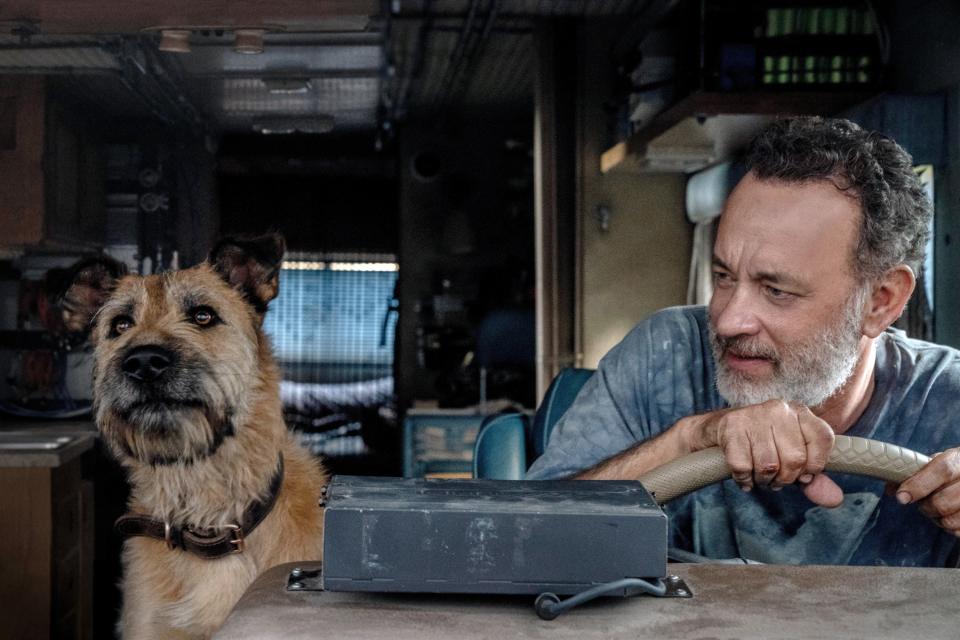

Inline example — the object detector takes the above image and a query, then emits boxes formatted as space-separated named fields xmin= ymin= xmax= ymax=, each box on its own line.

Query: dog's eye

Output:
xmin=190 ymin=306 xmax=219 ymax=327
xmin=110 ymin=315 xmax=134 ymax=337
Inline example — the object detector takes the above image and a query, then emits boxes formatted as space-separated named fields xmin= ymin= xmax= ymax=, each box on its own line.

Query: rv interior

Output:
xmin=0 ymin=0 xmax=958 ymax=637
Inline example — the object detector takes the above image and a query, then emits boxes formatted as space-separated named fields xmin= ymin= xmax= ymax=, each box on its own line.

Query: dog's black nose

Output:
xmin=122 ymin=346 xmax=173 ymax=383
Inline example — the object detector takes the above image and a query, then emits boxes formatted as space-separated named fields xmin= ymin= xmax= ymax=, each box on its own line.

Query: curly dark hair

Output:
xmin=745 ymin=116 xmax=932 ymax=281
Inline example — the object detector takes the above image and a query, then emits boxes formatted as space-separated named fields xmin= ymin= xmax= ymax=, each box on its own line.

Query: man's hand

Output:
xmin=893 ymin=449 xmax=960 ymax=537
xmin=684 ymin=400 xmax=843 ymax=507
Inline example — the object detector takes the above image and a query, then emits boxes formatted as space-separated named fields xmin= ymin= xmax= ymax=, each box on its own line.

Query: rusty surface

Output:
xmin=216 ymin=562 xmax=960 ymax=639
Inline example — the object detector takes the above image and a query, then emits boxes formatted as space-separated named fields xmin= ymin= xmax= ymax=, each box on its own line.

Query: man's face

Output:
xmin=708 ymin=173 xmax=869 ymax=409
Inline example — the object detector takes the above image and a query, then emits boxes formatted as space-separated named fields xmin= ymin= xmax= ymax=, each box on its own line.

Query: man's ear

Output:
xmin=861 ymin=265 xmax=916 ymax=338
xmin=61 ymin=256 xmax=128 ymax=333
xmin=208 ymin=233 xmax=285 ymax=313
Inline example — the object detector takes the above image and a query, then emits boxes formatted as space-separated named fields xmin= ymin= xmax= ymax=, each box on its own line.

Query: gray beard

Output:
xmin=710 ymin=289 xmax=867 ymax=409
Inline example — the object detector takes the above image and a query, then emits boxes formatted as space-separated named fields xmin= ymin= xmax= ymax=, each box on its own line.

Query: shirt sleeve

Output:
xmin=526 ymin=307 xmax=709 ymax=479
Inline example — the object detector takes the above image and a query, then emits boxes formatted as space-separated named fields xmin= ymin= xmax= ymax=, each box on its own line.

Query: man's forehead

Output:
xmin=716 ymin=173 xmax=861 ymax=278
xmin=722 ymin=175 xmax=859 ymax=240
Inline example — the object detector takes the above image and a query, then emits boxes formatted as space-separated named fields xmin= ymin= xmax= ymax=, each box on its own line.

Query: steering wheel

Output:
xmin=534 ymin=436 xmax=931 ymax=617
xmin=638 ymin=435 xmax=931 ymax=505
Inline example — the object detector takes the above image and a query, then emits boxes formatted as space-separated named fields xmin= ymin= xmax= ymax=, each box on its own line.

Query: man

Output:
xmin=527 ymin=116 xmax=960 ymax=566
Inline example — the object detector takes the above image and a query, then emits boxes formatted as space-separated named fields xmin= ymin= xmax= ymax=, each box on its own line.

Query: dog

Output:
xmin=62 ymin=233 xmax=326 ymax=639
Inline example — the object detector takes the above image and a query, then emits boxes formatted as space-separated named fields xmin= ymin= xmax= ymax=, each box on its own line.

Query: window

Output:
xmin=263 ymin=252 xmax=399 ymax=456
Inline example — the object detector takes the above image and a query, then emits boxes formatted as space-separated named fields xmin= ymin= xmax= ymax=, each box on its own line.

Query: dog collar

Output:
xmin=114 ymin=454 xmax=285 ymax=559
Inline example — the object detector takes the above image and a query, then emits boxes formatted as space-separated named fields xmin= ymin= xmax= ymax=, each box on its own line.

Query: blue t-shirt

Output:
xmin=527 ymin=306 xmax=960 ymax=567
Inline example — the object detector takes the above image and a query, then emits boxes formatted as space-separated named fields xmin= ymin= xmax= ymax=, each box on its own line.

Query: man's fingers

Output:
xmin=771 ymin=413 xmax=807 ymax=486
xmin=897 ymin=450 xmax=960 ymax=504
xmin=921 ymin=484 xmax=960 ymax=536
xmin=717 ymin=402 xmax=839 ymax=493
xmin=937 ymin=511 xmax=960 ymax=535
xmin=797 ymin=409 xmax=834 ymax=475
xmin=917 ymin=478 xmax=960 ymax=520
xmin=748 ymin=424 xmax=780 ymax=487
xmin=721 ymin=428 xmax=755 ymax=491
xmin=801 ymin=473 xmax=844 ymax=507
xmin=893 ymin=449 xmax=960 ymax=536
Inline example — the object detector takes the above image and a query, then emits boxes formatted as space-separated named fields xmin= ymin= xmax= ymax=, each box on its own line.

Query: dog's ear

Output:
xmin=61 ymin=256 xmax=128 ymax=333
xmin=208 ymin=233 xmax=285 ymax=313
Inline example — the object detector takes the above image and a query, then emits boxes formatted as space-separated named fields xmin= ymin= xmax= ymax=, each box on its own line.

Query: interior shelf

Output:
xmin=600 ymin=90 xmax=875 ymax=175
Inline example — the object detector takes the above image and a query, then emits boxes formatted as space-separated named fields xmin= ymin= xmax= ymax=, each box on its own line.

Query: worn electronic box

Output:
xmin=290 ymin=475 xmax=690 ymax=619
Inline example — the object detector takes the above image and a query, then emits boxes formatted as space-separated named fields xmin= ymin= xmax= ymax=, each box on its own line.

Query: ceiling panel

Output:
xmin=399 ymin=0 xmax=651 ymax=18
xmin=389 ymin=0 xmax=664 ymax=119
xmin=191 ymin=75 xmax=380 ymax=132
xmin=0 ymin=35 xmax=120 ymax=71
xmin=0 ymin=0 xmax=665 ymax=134
xmin=0 ymin=45 xmax=119 ymax=70
xmin=174 ymin=38 xmax=383 ymax=75
xmin=0 ymin=1 xmax=378 ymax=33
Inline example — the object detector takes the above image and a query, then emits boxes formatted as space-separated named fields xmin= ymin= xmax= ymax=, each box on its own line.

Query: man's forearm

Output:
xmin=574 ymin=414 xmax=706 ymax=480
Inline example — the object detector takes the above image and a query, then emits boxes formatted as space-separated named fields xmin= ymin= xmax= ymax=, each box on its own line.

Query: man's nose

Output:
xmin=711 ymin=285 xmax=762 ymax=337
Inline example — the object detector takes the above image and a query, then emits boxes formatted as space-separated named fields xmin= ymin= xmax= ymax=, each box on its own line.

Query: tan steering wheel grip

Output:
xmin=638 ymin=435 xmax=931 ymax=505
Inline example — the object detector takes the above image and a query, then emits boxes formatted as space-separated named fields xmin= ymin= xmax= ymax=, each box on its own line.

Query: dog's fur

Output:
xmin=63 ymin=234 xmax=326 ymax=639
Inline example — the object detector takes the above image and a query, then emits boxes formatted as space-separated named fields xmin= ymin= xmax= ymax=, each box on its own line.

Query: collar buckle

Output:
xmin=223 ymin=523 xmax=245 ymax=554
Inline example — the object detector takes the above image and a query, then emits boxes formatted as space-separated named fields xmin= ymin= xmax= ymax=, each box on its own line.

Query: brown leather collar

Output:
xmin=115 ymin=455 xmax=284 ymax=559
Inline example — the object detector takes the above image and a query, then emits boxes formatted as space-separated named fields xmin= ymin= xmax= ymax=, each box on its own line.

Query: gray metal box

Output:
xmin=321 ymin=476 xmax=667 ymax=595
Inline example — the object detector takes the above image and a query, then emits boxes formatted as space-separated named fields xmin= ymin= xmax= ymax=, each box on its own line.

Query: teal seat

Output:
xmin=472 ymin=368 xmax=594 ymax=479
xmin=472 ymin=412 xmax=529 ymax=479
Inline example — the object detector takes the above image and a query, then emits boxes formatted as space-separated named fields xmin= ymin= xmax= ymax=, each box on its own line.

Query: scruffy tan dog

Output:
xmin=63 ymin=234 xmax=326 ymax=639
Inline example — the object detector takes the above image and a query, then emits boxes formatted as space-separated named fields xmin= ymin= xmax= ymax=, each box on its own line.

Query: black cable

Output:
xmin=534 ymin=577 xmax=667 ymax=620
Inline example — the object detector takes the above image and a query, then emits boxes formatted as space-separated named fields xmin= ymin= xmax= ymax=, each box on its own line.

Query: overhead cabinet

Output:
xmin=602 ymin=2 xmax=883 ymax=174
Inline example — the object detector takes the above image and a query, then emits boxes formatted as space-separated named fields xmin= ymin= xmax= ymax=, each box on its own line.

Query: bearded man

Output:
xmin=526 ymin=116 xmax=960 ymax=566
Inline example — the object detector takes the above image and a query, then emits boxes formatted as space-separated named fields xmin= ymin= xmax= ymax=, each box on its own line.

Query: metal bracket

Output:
xmin=661 ymin=574 xmax=693 ymax=598
xmin=286 ymin=567 xmax=324 ymax=592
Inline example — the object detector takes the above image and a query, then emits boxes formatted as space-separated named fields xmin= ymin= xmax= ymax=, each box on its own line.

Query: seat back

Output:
xmin=529 ymin=368 xmax=594 ymax=458
xmin=471 ymin=412 xmax=528 ymax=479
xmin=472 ymin=367 xmax=594 ymax=479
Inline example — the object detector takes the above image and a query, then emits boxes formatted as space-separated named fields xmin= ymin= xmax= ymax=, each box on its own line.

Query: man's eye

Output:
xmin=766 ymin=286 xmax=791 ymax=300
xmin=111 ymin=315 xmax=134 ymax=336
xmin=190 ymin=306 xmax=219 ymax=327
xmin=713 ymin=271 xmax=732 ymax=285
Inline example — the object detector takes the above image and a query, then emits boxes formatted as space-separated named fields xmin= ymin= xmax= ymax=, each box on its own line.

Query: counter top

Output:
xmin=217 ymin=562 xmax=960 ymax=640
xmin=0 ymin=420 xmax=97 ymax=467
